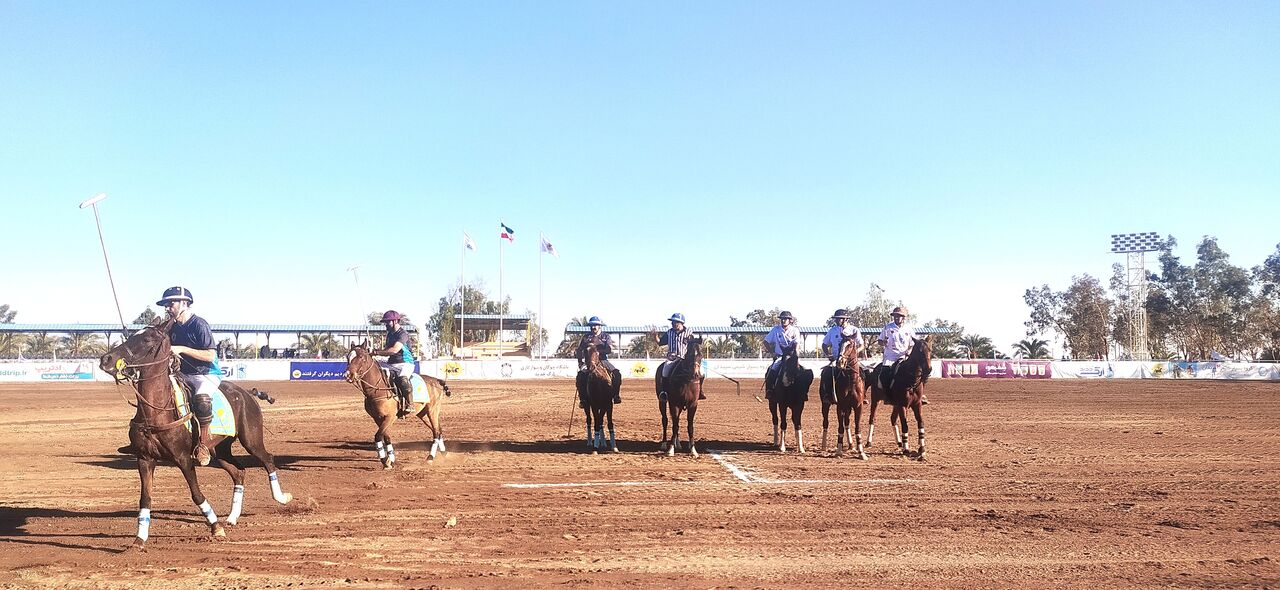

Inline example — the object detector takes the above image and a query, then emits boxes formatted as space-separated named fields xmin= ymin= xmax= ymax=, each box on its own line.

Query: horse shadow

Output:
xmin=0 ymin=505 xmax=193 ymax=553
xmin=72 ymin=451 xmax=312 ymax=472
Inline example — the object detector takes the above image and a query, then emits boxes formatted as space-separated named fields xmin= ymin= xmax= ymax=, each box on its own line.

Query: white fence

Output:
xmin=1 ymin=358 xmax=1276 ymax=383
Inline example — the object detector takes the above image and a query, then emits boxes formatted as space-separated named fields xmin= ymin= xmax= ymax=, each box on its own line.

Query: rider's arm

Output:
xmin=375 ymin=341 xmax=404 ymax=357
xmin=172 ymin=345 xmax=216 ymax=362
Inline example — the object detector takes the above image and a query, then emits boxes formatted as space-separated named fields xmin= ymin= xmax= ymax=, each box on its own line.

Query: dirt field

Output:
xmin=1 ymin=377 xmax=1277 ymax=589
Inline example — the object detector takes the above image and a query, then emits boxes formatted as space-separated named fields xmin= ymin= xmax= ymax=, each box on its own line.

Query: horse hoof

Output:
xmin=690 ymin=448 xmax=699 ymax=458
xmin=591 ymin=449 xmax=598 ymax=455
xmin=212 ymin=524 xmax=227 ymax=539
xmin=666 ymin=447 xmax=675 ymax=457
xmin=128 ymin=538 xmax=147 ymax=552
xmin=383 ymin=461 xmax=394 ymax=470
xmin=611 ymin=447 xmax=620 ymax=454
xmin=859 ymin=452 xmax=868 ymax=460
xmin=278 ymin=492 xmax=293 ymax=505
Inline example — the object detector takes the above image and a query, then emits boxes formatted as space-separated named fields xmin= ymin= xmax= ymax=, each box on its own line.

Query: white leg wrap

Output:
xmin=376 ymin=440 xmax=387 ymax=459
xmin=438 ymin=438 xmax=446 ymax=453
xmin=269 ymin=471 xmax=291 ymax=504
xmin=386 ymin=443 xmax=396 ymax=463
xmin=137 ymin=508 xmax=151 ymax=542
xmin=868 ymin=424 xmax=875 ymax=445
xmin=797 ymin=429 xmax=806 ymax=454
xmin=198 ymin=500 xmax=218 ymax=525
xmin=609 ymin=427 xmax=617 ymax=449
xmin=227 ymin=485 xmax=245 ymax=525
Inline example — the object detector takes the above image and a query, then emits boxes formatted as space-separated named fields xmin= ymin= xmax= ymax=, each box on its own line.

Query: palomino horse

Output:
xmin=576 ymin=344 xmax=617 ymax=453
xmin=766 ymin=345 xmax=814 ymax=453
xmin=655 ymin=337 xmax=704 ymax=456
xmin=866 ymin=335 xmax=932 ymax=460
xmin=820 ymin=338 xmax=869 ymax=458
xmin=345 ymin=341 xmax=451 ymax=469
xmin=100 ymin=320 xmax=292 ymax=550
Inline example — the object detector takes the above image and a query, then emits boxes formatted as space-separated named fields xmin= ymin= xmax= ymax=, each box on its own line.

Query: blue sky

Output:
xmin=2 ymin=2 xmax=1277 ymax=354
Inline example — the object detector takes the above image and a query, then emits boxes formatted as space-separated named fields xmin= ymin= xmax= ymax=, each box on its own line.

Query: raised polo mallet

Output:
xmin=79 ymin=193 xmax=128 ymax=330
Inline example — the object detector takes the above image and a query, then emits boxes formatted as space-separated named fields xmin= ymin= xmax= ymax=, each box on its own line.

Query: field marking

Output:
xmin=501 ymin=450 xmax=921 ymax=489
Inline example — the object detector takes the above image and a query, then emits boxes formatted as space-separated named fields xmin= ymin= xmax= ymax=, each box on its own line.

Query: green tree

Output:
xmin=298 ymin=332 xmax=341 ymax=358
xmin=0 ymin=304 xmax=16 ymax=324
xmin=626 ymin=327 xmax=664 ymax=358
xmin=555 ymin=316 xmax=590 ymax=358
xmin=704 ymin=336 xmax=740 ymax=358
xmin=1024 ymin=274 xmax=1112 ymax=360
xmin=1149 ymin=236 xmax=1254 ymax=359
xmin=956 ymin=334 xmax=997 ymax=359
xmin=132 ymin=307 xmax=161 ymax=326
xmin=0 ymin=304 xmax=20 ymax=358
xmin=425 ymin=280 xmax=510 ymax=356
xmin=920 ymin=318 xmax=965 ymax=358
xmin=24 ymin=332 xmax=56 ymax=359
xmin=1012 ymin=338 xmax=1051 ymax=359
xmin=58 ymin=332 xmax=106 ymax=358
xmin=1252 ymin=243 xmax=1280 ymax=359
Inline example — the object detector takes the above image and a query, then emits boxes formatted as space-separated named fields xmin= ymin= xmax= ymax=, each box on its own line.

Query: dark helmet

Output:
xmin=831 ymin=309 xmax=851 ymax=319
xmin=381 ymin=310 xmax=402 ymax=323
xmin=668 ymin=312 xmax=686 ymax=324
xmin=779 ymin=310 xmax=795 ymax=321
xmin=156 ymin=286 xmax=194 ymax=306
xmin=587 ymin=316 xmax=605 ymax=326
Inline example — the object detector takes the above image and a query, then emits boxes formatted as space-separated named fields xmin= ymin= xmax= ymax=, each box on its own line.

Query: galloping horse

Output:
xmin=820 ymin=338 xmax=868 ymax=458
xmin=100 ymin=320 xmax=292 ymax=550
xmin=766 ymin=344 xmax=814 ymax=453
xmin=576 ymin=344 xmax=617 ymax=453
xmin=345 ymin=341 xmax=451 ymax=468
xmin=866 ymin=335 xmax=932 ymax=460
xmin=655 ymin=337 xmax=704 ymax=456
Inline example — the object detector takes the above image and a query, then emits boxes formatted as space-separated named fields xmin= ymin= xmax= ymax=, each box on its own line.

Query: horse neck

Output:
xmin=355 ymin=356 xmax=390 ymax=397
xmin=133 ymin=364 xmax=179 ymax=423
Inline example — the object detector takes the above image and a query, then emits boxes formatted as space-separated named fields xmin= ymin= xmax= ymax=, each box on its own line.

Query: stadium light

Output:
xmin=1110 ymin=232 xmax=1162 ymax=361
xmin=1110 ymin=232 xmax=1161 ymax=254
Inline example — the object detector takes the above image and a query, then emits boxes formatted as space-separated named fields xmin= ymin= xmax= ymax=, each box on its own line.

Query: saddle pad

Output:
xmin=409 ymin=373 xmax=430 ymax=405
xmin=171 ymin=377 xmax=237 ymax=437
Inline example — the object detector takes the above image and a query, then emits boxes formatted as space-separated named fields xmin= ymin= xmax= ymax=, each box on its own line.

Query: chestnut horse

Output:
xmin=655 ymin=337 xmax=704 ymax=456
xmin=576 ymin=344 xmax=618 ymax=453
xmin=820 ymin=338 xmax=868 ymax=458
xmin=100 ymin=320 xmax=292 ymax=550
xmin=866 ymin=335 xmax=932 ymax=460
xmin=345 ymin=341 xmax=451 ymax=469
xmin=766 ymin=344 xmax=814 ymax=453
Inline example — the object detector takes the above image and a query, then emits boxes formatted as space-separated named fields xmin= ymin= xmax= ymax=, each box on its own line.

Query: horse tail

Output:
xmin=251 ymin=387 xmax=276 ymax=405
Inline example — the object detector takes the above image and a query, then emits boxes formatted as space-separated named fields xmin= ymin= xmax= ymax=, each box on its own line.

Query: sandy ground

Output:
xmin=1 ymin=377 xmax=1277 ymax=589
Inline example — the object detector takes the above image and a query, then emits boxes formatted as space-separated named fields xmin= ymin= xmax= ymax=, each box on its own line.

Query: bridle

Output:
xmin=112 ymin=324 xmax=192 ymax=434
xmin=345 ymin=348 xmax=395 ymax=400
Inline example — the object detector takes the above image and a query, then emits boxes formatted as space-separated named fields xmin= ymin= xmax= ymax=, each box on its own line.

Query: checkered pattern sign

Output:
xmin=1110 ymin=232 xmax=1161 ymax=253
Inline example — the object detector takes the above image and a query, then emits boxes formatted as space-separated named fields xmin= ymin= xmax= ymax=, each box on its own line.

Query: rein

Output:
xmin=115 ymin=335 xmax=192 ymax=434
xmin=346 ymin=352 xmax=396 ymax=400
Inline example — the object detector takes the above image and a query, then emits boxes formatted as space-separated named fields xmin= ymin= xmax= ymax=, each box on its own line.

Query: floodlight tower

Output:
xmin=1109 ymin=232 xmax=1161 ymax=360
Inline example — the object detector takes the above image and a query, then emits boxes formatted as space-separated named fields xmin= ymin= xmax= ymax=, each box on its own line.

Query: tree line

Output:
xmin=1024 ymin=237 xmax=1280 ymax=361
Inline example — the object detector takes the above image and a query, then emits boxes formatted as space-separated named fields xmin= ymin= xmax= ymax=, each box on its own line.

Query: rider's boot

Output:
xmin=611 ymin=370 xmax=622 ymax=405
xmin=192 ymin=393 xmax=213 ymax=466
xmin=395 ymin=376 xmax=413 ymax=418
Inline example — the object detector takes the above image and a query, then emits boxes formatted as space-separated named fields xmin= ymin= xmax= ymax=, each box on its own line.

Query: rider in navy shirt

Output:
xmin=157 ymin=286 xmax=221 ymax=466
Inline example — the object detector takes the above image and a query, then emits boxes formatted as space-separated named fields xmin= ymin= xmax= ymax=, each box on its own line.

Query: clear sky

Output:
xmin=2 ymin=2 xmax=1277 ymax=355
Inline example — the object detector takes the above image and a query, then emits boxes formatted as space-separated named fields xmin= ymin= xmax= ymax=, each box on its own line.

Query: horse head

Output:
xmin=836 ymin=336 xmax=859 ymax=371
xmin=345 ymin=339 xmax=377 ymax=382
xmin=583 ymin=343 xmax=610 ymax=383
xmin=100 ymin=319 xmax=175 ymax=383
xmin=780 ymin=343 xmax=800 ymax=386
xmin=915 ymin=335 xmax=933 ymax=383
xmin=688 ymin=337 xmax=704 ymax=380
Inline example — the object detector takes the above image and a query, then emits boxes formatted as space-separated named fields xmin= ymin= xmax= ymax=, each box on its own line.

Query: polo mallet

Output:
xmin=78 ymin=193 xmax=128 ymax=331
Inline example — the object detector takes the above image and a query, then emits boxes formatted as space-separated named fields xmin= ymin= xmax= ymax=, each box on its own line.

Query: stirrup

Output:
xmin=194 ymin=444 xmax=211 ymax=466
xmin=658 ymin=391 xmax=668 ymax=400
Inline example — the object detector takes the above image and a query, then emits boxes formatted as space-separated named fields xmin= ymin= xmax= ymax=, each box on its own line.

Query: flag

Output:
xmin=500 ymin=222 xmax=515 ymax=242
xmin=463 ymin=232 xmax=476 ymax=252
xmin=540 ymin=234 xmax=559 ymax=258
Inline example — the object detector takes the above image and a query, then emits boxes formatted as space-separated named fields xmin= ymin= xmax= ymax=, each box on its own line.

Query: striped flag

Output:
xmin=500 ymin=222 xmax=515 ymax=242
xmin=540 ymin=234 xmax=559 ymax=258
xmin=463 ymin=232 xmax=477 ymax=252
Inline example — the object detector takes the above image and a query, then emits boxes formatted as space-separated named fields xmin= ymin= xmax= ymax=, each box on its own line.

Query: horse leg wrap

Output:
xmin=268 ymin=471 xmax=291 ymax=504
xmin=797 ymin=429 xmax=806 ymax=454
xmin=609 ymin=426 xmax=617 ymax=450
xmin=197 ymin=500 xmax=219 ymax=525
xmin=385 ymin=443 xmax=397 ymax=464
xmin=227 ymin=485 xmax=245 ymax=525
xmin=375 ymin=440 xmax=387 ymax=459
xmin=136 ymin=508 xmax=151 ymax=542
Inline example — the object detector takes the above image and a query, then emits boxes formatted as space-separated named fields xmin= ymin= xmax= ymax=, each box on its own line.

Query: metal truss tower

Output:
xmin=1110 ymin=232 xmax=1161 ymax=361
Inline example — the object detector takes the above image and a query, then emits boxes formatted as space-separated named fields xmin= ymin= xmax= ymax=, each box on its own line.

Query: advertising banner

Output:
xmin=289 ymin=361 xmax=350 ymax=380
xmin=942 ymin=360 xmax=1052 ymax=379
xmin=0 ymin=361 xmax=96 ymax=382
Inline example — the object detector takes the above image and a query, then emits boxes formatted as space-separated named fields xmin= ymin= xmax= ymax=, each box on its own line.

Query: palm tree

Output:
xmin=705 ymin=336 xmax=739 ymax=358
xmin=299 ymin=332 xmax=338 ymax=358
xmin=956 ymin=334 xmax=996 ymax=359
xmin=59 ymin=333 xmax=106 ymax=358
xmin=1012 ymin=338 xmax=1051 ymax=359
xmin=0 ymin=333 xmax=25 ymax=359
xmin=555 ymin=316 xmax=591 ymax=358
xmin=24 ymin=332 xmax=56 ymax=359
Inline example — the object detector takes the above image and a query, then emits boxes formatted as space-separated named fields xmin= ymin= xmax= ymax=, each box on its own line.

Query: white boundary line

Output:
xmin=501 ymin=450 xmax=921 ymax=489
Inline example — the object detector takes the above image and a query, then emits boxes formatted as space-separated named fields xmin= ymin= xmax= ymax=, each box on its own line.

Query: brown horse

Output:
xmin=766 ymin=344 xmax=814 ymax=453
xmin=576 ymin=344 xmax=617 ymax=454
xmin=345 ymin=341 xmax=451 ymax=469
xmin=866 ymin=335 xmax=932 ymax=460
xmin=656 ymin=337 xmax=704 ymax=456
xmin=820 ymin=338 xmax=869 ymax=458
xmin=99 ymin=320 xmax=292 ymax=550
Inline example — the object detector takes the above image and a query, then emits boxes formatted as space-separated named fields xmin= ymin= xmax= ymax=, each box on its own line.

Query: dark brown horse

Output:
xmin=576 ymin=344 xmax=617 ymax=453
xmin=656 ymin=337 xmax=704 ymax=456
xmin=866 ymin=335 xmax=932 ymax=460
xmin=100 ymin=320 xmax=292 ymax=550
xmin=345 ymin=341 xmax=451 ymax=468
xmin=820 ymin=337 xmax=868 ymax=458
xmin=766 ymin=344 xmax=814 ymax=453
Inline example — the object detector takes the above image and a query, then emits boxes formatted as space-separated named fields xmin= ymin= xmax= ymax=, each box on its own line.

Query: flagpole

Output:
xmin=498 ymin=222 xmax=504 ymax=343
xmin=459 ymin=234 xmax=465 ymax=355
xmin=539 ymin=232 xmax=544 ymax=359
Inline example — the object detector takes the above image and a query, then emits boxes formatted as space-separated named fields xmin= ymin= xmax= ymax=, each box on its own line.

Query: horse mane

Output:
xmin=671 ymin=338 xmax=704 ymax=382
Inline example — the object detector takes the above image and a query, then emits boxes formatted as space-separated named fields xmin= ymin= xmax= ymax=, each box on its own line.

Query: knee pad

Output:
xmin=192 ymin=394 xmax=213 ymax=420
